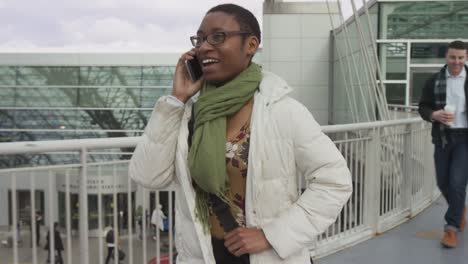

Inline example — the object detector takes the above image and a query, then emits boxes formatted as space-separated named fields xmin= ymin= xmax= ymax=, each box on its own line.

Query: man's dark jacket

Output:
xmin=45 ymin=230 xmax=64 ymax=251
xmin=418 ymin=65 xmax=468 ymax=145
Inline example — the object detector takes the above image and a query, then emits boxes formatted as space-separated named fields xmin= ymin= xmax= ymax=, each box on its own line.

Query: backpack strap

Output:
xmin=209 ymin=194 xmax=249 ymax=263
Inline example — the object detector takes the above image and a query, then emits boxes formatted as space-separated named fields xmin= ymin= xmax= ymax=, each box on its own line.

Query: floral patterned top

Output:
xmin=210 ymin=117 xmax=251 ymax=263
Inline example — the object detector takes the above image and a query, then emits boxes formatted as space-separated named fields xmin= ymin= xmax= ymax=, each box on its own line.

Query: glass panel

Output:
xmin=3 ymin=109 xmax=151 ymax=130
xmin=333 ymin=3 xmax=379 ymax=57
xmin=77 ymin=87 xmax=170 ymax=108
xmin=79 ymin=66 xmax=142 ymax=86
xmin=141 ymin=88 xmax=171 ymax=108
xmin=0 ymin=66 xmax=16 ymax=85
xmin=0 ymin=87 xmax=15 ymax=107
xmin=0 ymin=109 xmax=15 ymax=129
xmin=78 ymin=66 xmax=174 ymax=87
xmin=0 ymin=152 xmax=80 ymax=168
xmin=142 ymin=66 xmax=175 ymax=86
xmin=411 ymin=43 xmax=448 ymax=64
xmin=78 ymin=87 xmax=140 ymax=108
xmin=58 ymin=192 xmax=66 ymax=227
xmin=103 ymin=194 xmax=114 ymax=227
xmin=358 ymin=3 xmax=379 ymax=44
xmin=0 ymin=87 xmax=77 ymax=108
xmin=11 ymin=109 xmax=76 ymax=130
xmin=380 ymin=1 xmax=468 ymax=39
xmin=385 ymin=83 xmax=406 ymax=105
xmin=16 ymin=87 xmax=77 ymax=107
xmin=88 ymin=195 xmax=98 ymax=229
xmin=76 ymin=109 xmax=151 ymax=131
xmin=0 ymin=130 xmax=142 ymax=144
xmin=17 ymin=67 xmax=79 ymax=86
xmin=379 ymin=43 xmax=407 ymax=80
xmin=410 ymin=67 xmax=440 ymax=106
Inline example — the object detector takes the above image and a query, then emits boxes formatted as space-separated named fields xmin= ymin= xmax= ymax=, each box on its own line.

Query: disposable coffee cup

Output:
xmin=444 ymin=104 xmax=456 ymax=126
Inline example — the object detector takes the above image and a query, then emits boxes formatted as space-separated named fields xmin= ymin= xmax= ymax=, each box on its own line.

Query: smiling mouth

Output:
xmin=201 ymin=58 xmax=220 ymax=67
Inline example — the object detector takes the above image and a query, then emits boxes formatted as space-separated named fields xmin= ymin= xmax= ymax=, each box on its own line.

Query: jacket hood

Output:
xmin=259 ymin=70 xmax=293 ymax=102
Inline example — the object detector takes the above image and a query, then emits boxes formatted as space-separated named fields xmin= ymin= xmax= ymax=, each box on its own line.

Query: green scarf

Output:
xmin=188 ymin=63 xmax=262 ymax=231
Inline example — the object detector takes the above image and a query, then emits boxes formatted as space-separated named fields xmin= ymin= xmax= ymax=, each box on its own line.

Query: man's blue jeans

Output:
xmin=434 ymin=131 xmax=468 ymax=230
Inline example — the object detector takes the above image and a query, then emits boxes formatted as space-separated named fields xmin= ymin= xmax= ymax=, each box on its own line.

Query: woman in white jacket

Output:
xmin=129 ymin=4 xmax=352 ymax=264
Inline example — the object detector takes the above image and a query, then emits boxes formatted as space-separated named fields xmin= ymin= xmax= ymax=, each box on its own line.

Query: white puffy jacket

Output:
xmin=129 ymin=71 xmax=352 ymax=264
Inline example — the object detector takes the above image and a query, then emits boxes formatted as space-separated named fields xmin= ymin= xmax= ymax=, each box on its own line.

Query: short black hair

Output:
xmin=448 ymin=40 xmax=467 ymax=51
xmin=207 ymin=4 xmax=261 ymax=44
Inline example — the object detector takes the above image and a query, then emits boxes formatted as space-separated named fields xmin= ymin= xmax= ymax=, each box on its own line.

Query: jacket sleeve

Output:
xmin=262 ymin=102 xmax=352 ymax=259
xmin=129 ymin=96 xmax=185 ymax=189
xmin=418 ymin=75 xmax=436 ymax=122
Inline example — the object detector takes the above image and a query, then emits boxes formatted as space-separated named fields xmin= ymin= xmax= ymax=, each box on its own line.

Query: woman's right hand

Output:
xmin=171 ymin=49 xmax=204 ymax=103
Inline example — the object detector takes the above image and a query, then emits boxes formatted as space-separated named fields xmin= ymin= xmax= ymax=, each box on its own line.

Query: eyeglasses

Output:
xmin=190 ymin=31 xmax=251 ymax=48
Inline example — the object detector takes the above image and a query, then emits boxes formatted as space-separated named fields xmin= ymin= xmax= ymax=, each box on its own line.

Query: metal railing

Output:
xmin=313 ymin=117 xmax=437 ymax=257
xmin=0 ymin=117 xmax=437 ymax=263
xmin=388 ymin=104 xmax=420 ymax=119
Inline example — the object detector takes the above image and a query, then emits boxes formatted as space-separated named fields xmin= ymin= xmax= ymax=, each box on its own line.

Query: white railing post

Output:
xmin=169 ymin=190 xmax=174 ymax=264
xmin=65 ymin=170 xmax=73 ymax=264
xmin=97 ymin=166 xmax=104 ymax=264
xmin=142 ymin=189 xmax=148 ymax=264
xmin=424 ymin=124 xmax=439 ymax=201
xmin=127 ymin=169 xmax=134 ymax=264
xmin=11 ymin=173 xmax=19 ymax=264
xmin=365 ymin=127 xmax=381 ymax=234
xmin=30 ymin=171 xmax=38 ymax=264
xmin=113 ymin=164 xmax=119 ymax=264
xmin=79 ymin=148 xmax=89 ymax=264
xmin=402 ymin=124 xmax=412 ymax=213
xmin=48 ymin=170 xmax=55 ymax=264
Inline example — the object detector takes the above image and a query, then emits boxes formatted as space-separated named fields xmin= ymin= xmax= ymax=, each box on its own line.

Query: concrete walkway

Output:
xmin=320 ymin=196 xmax=468 ymax=264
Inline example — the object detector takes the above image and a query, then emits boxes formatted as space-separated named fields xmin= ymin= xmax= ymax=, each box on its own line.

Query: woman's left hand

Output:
xmin=224 ymin=227 xmax=271 ymax=257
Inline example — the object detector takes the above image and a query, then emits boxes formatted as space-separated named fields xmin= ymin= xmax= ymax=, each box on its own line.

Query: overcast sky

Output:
xmin=0 ymin=0 xmax=356 ymax=52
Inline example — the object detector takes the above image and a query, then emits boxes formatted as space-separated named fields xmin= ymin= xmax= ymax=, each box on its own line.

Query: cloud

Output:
xmin=0 ymin=0 xmax=358 ymax=51
xmin=0 ymin=0 xmax=14 ymax=8
xmin=62 ymin=17 xmax=147 ymax=43
xmin=0 ymin=0 xmax=263 ymax=51
xmin=57 ymin=16 xmax=196 ymax=51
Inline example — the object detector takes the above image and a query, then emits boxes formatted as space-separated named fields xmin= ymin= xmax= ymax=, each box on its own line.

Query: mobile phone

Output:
xmin=184 ymin=56 xmax=203 ymax=82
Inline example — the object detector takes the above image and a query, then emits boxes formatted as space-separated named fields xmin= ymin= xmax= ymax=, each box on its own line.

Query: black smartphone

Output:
xmin=184 ymin=56 xmax=203 ymax=82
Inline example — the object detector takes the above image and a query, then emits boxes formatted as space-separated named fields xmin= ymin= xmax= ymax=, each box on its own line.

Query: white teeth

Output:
xmin=202 ymin=59 xmax=219 ymax=64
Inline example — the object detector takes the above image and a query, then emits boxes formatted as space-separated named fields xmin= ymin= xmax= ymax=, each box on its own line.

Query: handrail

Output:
xmin=0 ymin=136 xmax=140 ymax=154
xmin=321 ymin=117 xmax=422 ymax=133
xmin=388 ymin=104 xmax=418 ymax=110
xmin=0 ymin=118 xmax=424 ymax=155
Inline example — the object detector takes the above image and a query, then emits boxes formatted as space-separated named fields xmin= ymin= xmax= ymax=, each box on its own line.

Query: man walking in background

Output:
xmin=35 ymin=210 xmax=42 ymax=246
xmin=418 ymin=40 xmax=468 ymax=248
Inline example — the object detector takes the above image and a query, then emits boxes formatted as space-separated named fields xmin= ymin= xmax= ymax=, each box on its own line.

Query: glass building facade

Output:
xmin=0 ymin=58 xmax=176 ymax=167
xmin=0 ymin=66 xmax=174 ymax=139
xmin=331 ymin=0 xmax=468 ymax=124
xmin=0 ymin=54 xmax=178 ymax=231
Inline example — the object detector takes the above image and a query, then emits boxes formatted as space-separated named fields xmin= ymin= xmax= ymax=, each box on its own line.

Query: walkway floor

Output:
xmin=2 ymin=196 xmax=467 ymax=264
xmin=0 ymin=231 xmax=171 ymax=264
xmin=320 ymin=196 xmax=468 ymax=264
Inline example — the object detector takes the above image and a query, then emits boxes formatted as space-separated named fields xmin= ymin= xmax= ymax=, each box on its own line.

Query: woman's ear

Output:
xmin=246 ymin=36 xmax=259 ymax=57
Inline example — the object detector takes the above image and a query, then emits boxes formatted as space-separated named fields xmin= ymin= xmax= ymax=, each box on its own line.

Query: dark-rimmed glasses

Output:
xmin=190 ymin=31 xmax=252 ymax=48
